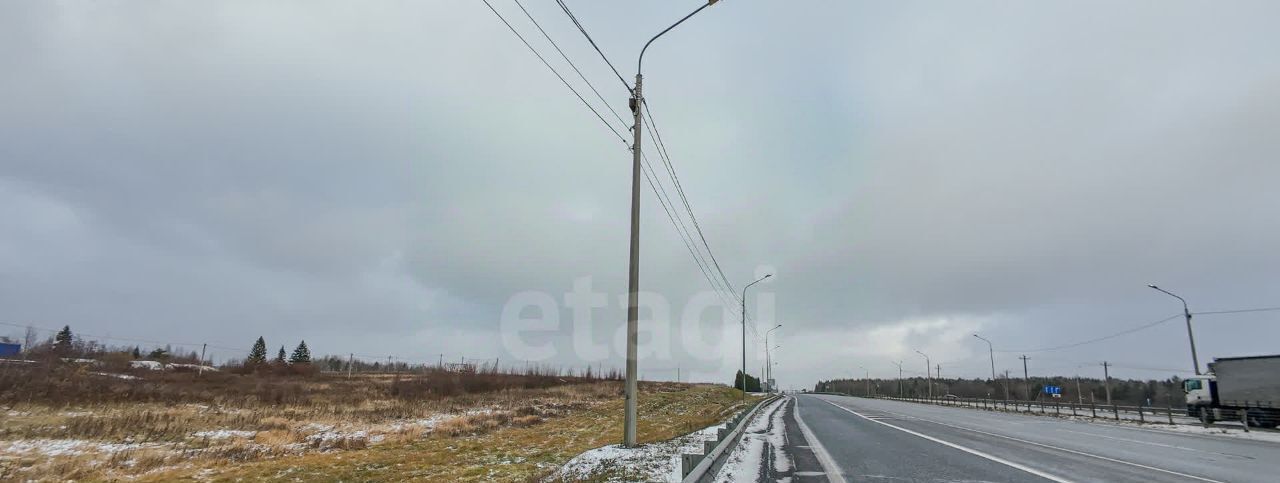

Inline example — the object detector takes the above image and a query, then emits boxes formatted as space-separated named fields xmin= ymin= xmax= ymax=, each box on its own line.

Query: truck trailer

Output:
xmin=1184 ymin=355 xmax=1280 ymax=428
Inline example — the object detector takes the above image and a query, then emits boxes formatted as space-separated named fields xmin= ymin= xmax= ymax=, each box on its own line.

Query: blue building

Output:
xmin=0 ymin=342 xmax=21 ymax=357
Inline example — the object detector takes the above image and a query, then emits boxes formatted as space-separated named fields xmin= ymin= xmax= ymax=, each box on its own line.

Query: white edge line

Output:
xmin=870 ymin=405 xmax=1227 ymax=483
xmin=793 ymin=397 xmax=848 ymax=483
xmin=820 ymin=398 xmax=1072 ymax=483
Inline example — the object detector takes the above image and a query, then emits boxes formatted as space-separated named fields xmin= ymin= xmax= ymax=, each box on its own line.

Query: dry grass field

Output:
xmin=0 ymin=363 xmax=745 ymax=482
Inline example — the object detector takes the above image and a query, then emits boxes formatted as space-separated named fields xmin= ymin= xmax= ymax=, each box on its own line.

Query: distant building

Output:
xmin=0 ymin=342 xmax=21 ymax=357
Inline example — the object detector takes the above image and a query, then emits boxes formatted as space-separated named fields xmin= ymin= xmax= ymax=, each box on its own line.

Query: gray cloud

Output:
xmin=2 ymin=1 xmax=1278 ymax=388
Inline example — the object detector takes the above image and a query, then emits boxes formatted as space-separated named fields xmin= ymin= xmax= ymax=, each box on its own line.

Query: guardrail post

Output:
xmin=1091 ymin=401 xmax=1097 ymax=418
xmin=1166 ymin=403 xmax=1174 ymax=425
xmin=682 ymin=454 xmax=701 ymax=477
xmin=1113 ymin=404 xmax=1120 ymax=421
xmin=1241 ymin=409 xmax=1250 ymax=432
xmin=1138 ymin=406 xmax=1145 ymax=423
xmin=1055 ymin=402 xmax=1060 ymax=416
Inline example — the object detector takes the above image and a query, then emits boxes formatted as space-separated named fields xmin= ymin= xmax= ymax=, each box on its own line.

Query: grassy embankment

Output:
xmin=0 ymin=364 xmax=745 ymax=481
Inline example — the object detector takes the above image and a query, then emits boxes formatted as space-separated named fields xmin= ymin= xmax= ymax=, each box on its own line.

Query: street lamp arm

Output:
xmin=1148 ymin=284 xmax=1189 ymax=310
xmin=638 ymin=1 xmax=716 ymax=76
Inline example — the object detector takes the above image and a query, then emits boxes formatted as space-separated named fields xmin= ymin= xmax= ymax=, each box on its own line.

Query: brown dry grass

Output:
xmin=0 ymin=364 xmax=639 ymax=482
xmin=142 ymin=382 xmax=747 ymax=482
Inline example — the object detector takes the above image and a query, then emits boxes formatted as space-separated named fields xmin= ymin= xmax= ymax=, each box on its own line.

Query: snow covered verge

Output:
xmin=547 ymin=422 xmax=728 ymax=482
xmin=712 ymin=396 xmax=791 ymax=483
xmin=0 ymin=405 xmax=509 ymax=479
xmin=1061 ymin=415 xmax=1280 ymax=443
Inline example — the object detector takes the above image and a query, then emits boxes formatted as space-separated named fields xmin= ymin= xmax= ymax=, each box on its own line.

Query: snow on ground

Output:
xmin=190 ymin=430 xmax=257 ymax=440
xmin=91 ymin=372 xmax=140 ymax=380
xmin=0 ymin=439 xmax=169 ymax=457
xmin=549 ymin=423 xmax=727 ymax=482
xmin=713 ymin=396 xmax=791 ymax=483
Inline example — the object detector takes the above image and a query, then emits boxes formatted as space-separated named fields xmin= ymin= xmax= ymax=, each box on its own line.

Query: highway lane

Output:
xmin=790 ymin=394 xmax=1280 ymax=482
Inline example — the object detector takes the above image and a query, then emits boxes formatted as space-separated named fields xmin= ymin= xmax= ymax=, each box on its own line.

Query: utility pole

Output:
xmin=892 ymin=361 xmax=903 ymax=397
xmin=1147 ymin=285 xmax=1201 ymax=375
xmin=623 ymin=1 xmax=723 ymax=448
xmin=198 ymin=343 xmax=207 ymax=377
xmin=739 ymin=275 xmax=771 ymax=400
xmin=622 ymin=69 xmax=643 ymax=450
xmin=936 ymin=364 xmax=943 ymax=396
xmin=1020 ymin=355 xmax=1031 ymax=401
xmin=1102 ymin=361 xmax=1112 ymax=405
xmin=1075 ymin=374 xmax=1083 ymax=404
xmin=347 ymin=353 xmax=354 ymax=378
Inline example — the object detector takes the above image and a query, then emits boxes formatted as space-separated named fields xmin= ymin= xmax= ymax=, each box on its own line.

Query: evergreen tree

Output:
xmin=148 ymin=348 xmax=169 ymax=361
xmin=131 ymin=346 xmax=141 ymax=359
xmin=276 ymin=346 xmax=287 ymax=364
xmin=289 ymin=340 xmax=312 ymax=364
xmin=54 ymin=325 xmax=74 ymax=353
xmin=246 ymin=336 xmax=268 ymax=366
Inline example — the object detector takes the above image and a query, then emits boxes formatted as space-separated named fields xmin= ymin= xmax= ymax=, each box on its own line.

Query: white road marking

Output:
xmin=848 ymin=400 xmax=1228 ymax=483
xmin=819 ymin=399 xmax=1072 ymax=483
xmin=1056 ymin=428 xmax=1250 ymax=458
xmin=793 ymin=397 xmax=848 ymax=483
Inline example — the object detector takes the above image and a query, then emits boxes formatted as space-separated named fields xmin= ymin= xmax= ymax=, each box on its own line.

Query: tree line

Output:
xmin=816 ymin=374 xmax=1185 ymax=407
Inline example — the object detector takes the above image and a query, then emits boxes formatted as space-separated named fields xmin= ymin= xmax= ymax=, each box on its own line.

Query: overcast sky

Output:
xmin=3 ymin=1 xmax=1278 ymax=388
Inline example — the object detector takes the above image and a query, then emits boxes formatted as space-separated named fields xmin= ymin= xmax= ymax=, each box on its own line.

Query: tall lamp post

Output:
xmin=1147 ymin=284 xmax=1201 ymax=375
xmin=623 ymin=0 xmax=724 ymax=448
xmin=973 ymin=334 xmax=1002 ymax=400
xmin=892 ymin=360 xmax=903 ymax=397
xmin=914 ymin=350 xmax=932 ymax=399
xmin=765 ymin=324 xmax=781 ymax=392
xmin=859 ymin=365 xmax=870 ymax=397
xmin=740 ymin=274 xmax=771 ymax=400
xmin=770 ymin=345 xmax=780 ymax=393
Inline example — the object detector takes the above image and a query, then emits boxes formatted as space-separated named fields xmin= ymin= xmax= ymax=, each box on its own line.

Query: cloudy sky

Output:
xmin=3 ymin=1 xmax=1278 ymax=388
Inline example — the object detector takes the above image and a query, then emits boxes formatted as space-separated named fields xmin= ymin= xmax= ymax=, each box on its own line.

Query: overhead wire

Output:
xmin=554 ymin=0 xmax=632 ymax=93
xmin=482 ymin=0 xmax=750 ymax=324
xmin=480 ymin=0 xmax=627 ymax=144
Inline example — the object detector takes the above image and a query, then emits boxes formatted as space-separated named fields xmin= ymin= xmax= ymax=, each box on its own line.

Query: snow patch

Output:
xmin=0 ymin=439 xmax=166 ymax=457
xmin=550 ymin=423 xmax=726 ymax=482
xmin=190 ymin=430 xmax=257 ymax=440
xmin=713 ymin=396 xmax=792 ymax=483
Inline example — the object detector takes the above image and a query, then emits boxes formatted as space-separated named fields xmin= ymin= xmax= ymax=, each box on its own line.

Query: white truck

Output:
xmin=1183 ymin=355 xmax=1280 ymax=428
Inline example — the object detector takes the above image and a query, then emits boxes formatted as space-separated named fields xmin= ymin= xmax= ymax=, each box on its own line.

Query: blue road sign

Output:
xmin=1043 ymin=385 xmax=1062 ymax=395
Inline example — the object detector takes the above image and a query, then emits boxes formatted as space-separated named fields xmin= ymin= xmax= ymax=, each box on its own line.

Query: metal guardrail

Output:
xmin=870 ymin=394 xmax=1270 ymax=432
xmin=680 ymin=394 xmax=781 ymax=482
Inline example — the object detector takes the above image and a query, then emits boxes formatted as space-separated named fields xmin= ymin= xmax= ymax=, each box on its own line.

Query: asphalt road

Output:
xmin=785 ymin=394 xmax=1280 ymax=483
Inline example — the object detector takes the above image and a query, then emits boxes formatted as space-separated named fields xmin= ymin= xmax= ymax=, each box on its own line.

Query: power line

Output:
xmin=1193 ymin=307 xmax=1280 ymax=316
xmin=554 ymin=0 xmax=632 ymax=93
xmin=481 ymin=0 xmax=751 ymax=329
xmin=996 ymin=314 xmax=1182 ymax=353
xmin=511 ymin=0 xmax=627 ymax=127
xmin=480 ymin=0 xmax=626 ymax=144
xmin=643 ymin=104 xmax=741 ymax=303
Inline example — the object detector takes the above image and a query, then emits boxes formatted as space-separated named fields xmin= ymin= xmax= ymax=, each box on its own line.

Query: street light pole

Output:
xmin=623 ymin=1 xmax=722 ymax=448
xmin=914 ymin=350 xmax=931 ymax=399
xmin=765 ymin=324 xmax=781 ymax=393
xmin=741 ymin=274 xmax=771 ymax=399
xmin=892 ymin=361 xmax=903 ymax=397
xmin=973 ymin=334 xmax=1000 ymax=400
xmin=859 ymin=365 xmax=870 ymax=397
xmin=1147 ymin=284 xmax=1201 ymax=375
xmin=771 ymin=344 xmax=780 ymax=393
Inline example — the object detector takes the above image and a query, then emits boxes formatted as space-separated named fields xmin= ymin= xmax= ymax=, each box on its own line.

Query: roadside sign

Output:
xmin=1043 ymin=385 xmax=1062 ymax=396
